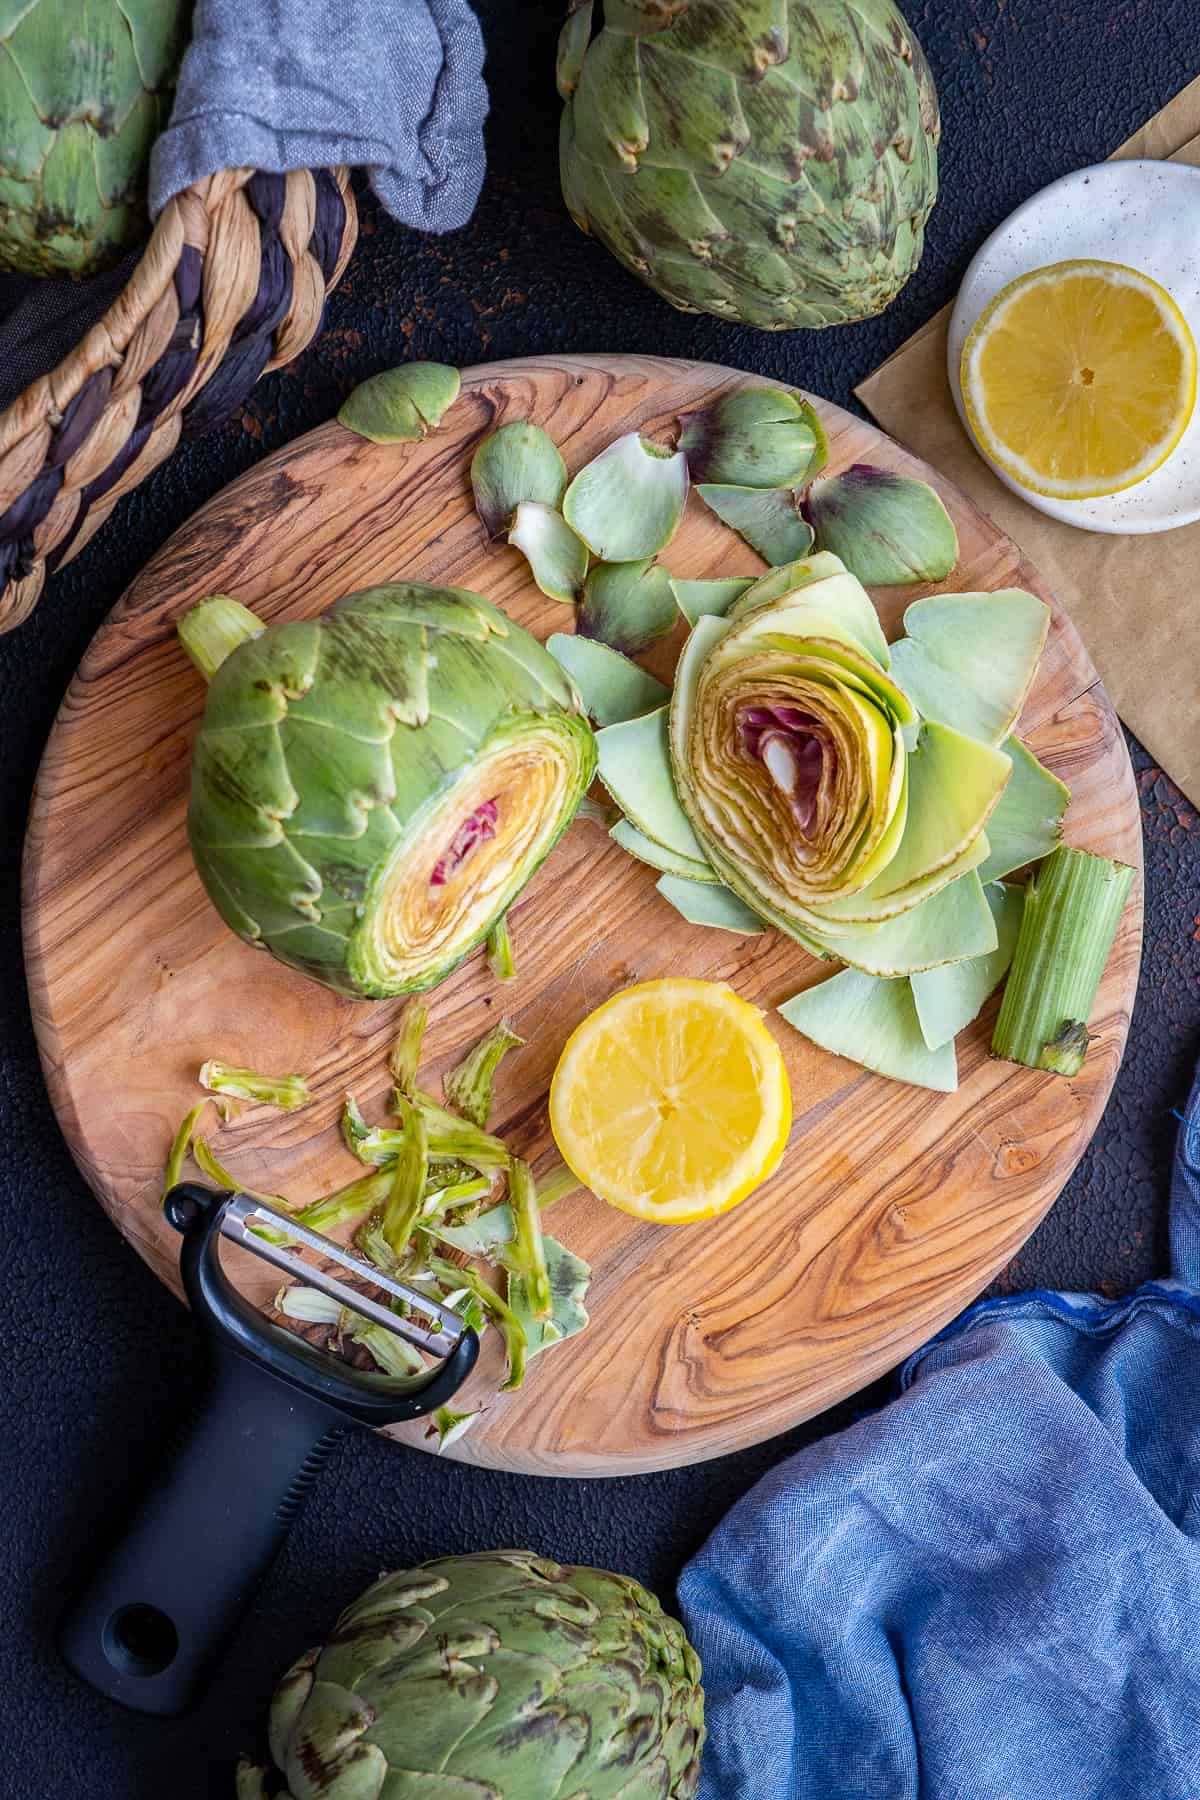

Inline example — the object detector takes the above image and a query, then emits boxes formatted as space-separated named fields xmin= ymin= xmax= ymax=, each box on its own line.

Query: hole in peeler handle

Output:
xmin=102 ymin=1603 xmax=179 ymax=1678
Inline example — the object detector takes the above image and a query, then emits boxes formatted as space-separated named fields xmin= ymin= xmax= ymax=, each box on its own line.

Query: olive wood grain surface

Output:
xmin=22 ymin=354 xmax=1143 ymax=1476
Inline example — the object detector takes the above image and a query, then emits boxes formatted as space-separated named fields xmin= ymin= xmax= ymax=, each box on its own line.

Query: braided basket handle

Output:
xmin=0 ymin=166 xmax=358 ymax=633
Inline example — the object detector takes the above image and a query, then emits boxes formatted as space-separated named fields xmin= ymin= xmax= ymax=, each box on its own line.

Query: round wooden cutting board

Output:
xmin=24 ymin=354 xmax=1142 ymax=1476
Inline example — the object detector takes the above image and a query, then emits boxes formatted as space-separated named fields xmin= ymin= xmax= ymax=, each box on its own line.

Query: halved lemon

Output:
xmin=549 ymin=977 xmax=791 ymax=1224
xmin=961 ymin=258 xmax=1197 ymax=499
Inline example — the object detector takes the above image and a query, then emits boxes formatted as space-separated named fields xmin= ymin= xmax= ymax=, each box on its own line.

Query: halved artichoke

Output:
xmin=180 ymin=586 xmax=596 ymax=1000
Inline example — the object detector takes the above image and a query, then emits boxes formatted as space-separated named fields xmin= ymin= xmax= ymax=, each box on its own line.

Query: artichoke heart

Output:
xmin=669 ymin=555 xmax=1013 ymax=963
xmin=182 ymin=586 xmax=597 ymax=1000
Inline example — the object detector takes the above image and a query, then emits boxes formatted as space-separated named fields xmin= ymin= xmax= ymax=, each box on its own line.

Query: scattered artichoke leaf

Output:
xmin=486 ymin=913 xmax=517 ymax=982
xmin=780 ymin=969 xmax=958 ymax=1093
xmin=729 ymin=560 xmax=891 ymax=667
xmin=802 ymin=465 xmax=959 ymax=585
xmin=508 ymin=500 xmax=589 ymax=602
xmin=976 ymin=737 xmax=1069 ymax=884
xmin=275 ymin=1284 xmax=344 ymax=1326
xmin=414 ymin=1092 xmax=512 ymax=1173
xmin=341 ymin=1092 xmax=372 ymax=1161
xmin=191 ymin=1136 xmax=287 ymax=1212
xmin=992 ymin=847 xmax=1134 ymax=1077
xmin=430 ymin=1254 xmax=527 ymax=1391
xmin=610 ymin=818 xmax=719 ymax=884
xmin=578 ymin=557 xmax=678 ymax=653
xmin=337 ymin=362 xmax=461 ymax=441
xmin=292 ymin=1165 xmax=395 ymax=1236
xmin=547 ymin=631 xmax=670 ymax=724
xmin=161 ymin=1101 xmax=209 ymax=1206
xmin=696 ymin=482 xmax=815 ymax=565
xmin=656 ymin=873 xmax=767 ymax=935
xmin=563 ymin=432 xmax=689 ymax=560
xmin=506 ymin=1235 xmax=591 ymax=1360
xmin=679 ymin=386 xmax=827 ymax=488
xmin=353 ymin=1320 xmax=428 ymax=1378
xmin=425 ymin=1406 xmax=482 ymax=1453
xmin=867 ymin=722 xmax=1012 ymax=900
xmin=911 ymin=881 xmax=1025 ymax=1050
xmin=381 ymin=1093 xmax=429 ymax=1255
xmin=471 ymin=421 xmax=568 ymax=539
xmin=506 ymin=1157 xmax=552 ymax=1318
xmin=890 ymin=590 xmax=1051 ymax=747
xmin=198 ymin=1061 xmax=310 ymax=1111
xmin=596 ymin=706 xmax=708 ymax=863
xmin=444 ymin=1019 xmax=524 ymax=1128
xmin=429 ymin=1202 xmax=517 ymax=1257
xmin=388 ymin=998 xmax=428 ymax=1095
xmin=804 ymin=872 xmax=999 ymax=977
xmin=670 ymin=576 xmax=756 ymax=625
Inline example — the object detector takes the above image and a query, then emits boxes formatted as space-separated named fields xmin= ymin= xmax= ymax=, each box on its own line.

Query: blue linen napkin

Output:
xmin=150 ymin=0 xmax=487 ymax=233
xmin=680 ymin=1068 xmax=1200 ymax=1799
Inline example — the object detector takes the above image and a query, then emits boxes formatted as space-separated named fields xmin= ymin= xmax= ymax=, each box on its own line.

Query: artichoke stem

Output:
xmin=991 ymin=846 xmax=1134 ymax=1076
xmin=178 ymin=595 xmax=265 ymax=681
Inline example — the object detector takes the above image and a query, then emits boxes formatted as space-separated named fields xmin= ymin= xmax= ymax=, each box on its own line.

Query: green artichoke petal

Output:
xmin=579 ymin=558 xmax=678 ymax=654
xmin=803 ymin=465 xmax=959 ymax=586
xmin=610 ymin=818 xmax=718 ymax=883
xmin=865 ymin=721 xmax=1011 ymax=899
xmin=277 ymin=714 xmax=397 ymax=838
xmin=508 ymin=501 xmax=589 ymax=604
xmin=599 ymin=158 xmax=730 ymax=261
xmin=656 ymin=873 xmax=767 ymax=934
xmin=911 ymin=880 xmax=1024 ymax=1051
xmin=362 ymin=1667 xmax=498 ymax=1776
xmin=780 ymin=967 xmax=958 ymax=1092
xmin=547 ymin=631 xmax=671 ymax=726
xmin=889 ymin=589 xmax=1051 ymax=747
xmin=471 ymin=422 xmax=568 ymax=540
xmin=638 ymin=39 xmax=750 ymax=175
xmin=975 ymin=737 xmax=1069 ymax=884
xmin=696 ymin=483 xmax=814 ymax=565
xmin=804 ymin=870 xmax=998 ymax=977
xmin=563 ymin=433 xmax=688 ymax=561
xmin=284 ymin=1680 xmax=387 ymax=1800
xmin=670 ymin=577 xmax=756 ymax=625
xmin=507 ymin=1235 xmax=591 ymax=1359
xmin=556 ymin=0 xmax=594 ymax=99
xmin=569 ymin=27 xmax=648 ymax=171
xmin=663 ymin=0 xmax=789 ymax=79
xmin=596 ymin=706 xmax=707 ymax=863
xmin=188 ymin=722 xmax=298 ymax=847
xmin=120 ymin=0 xmax=191 ymax=89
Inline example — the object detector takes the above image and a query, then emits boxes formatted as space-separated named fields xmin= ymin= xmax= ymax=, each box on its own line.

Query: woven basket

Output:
xmin=0 ymin=165 xmax=358 ymax=633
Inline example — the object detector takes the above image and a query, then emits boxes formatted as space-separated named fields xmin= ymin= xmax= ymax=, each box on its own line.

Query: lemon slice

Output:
xmin=549 ymin=977 xmax=791 ymax=1224
xmin=961 ymin=258 xmax=1197 ymax=499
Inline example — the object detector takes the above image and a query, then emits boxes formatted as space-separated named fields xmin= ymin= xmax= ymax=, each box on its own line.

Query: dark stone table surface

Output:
xmin=2 ymin=5 xmax=1197 ymax=1794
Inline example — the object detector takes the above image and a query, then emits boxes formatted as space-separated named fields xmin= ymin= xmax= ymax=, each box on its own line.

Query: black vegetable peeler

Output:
xmin=59 ymin=1183 xmax=479 ymax=1717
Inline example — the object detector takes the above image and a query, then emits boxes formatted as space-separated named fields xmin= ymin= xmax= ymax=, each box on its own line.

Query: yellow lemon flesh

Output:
xmin=961 ymin=259 xmax=1197 ymax=499
xmin=549 ymin=978 xmax=791 ymax=1224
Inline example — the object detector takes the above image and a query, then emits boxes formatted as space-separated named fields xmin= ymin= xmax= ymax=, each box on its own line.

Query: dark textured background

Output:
xmin=2 ymin=5 xmax=1198 ymax=1795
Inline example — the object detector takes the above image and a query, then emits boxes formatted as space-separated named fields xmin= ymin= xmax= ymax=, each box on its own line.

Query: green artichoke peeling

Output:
xmin=0 ymin=0 xmax=190 ymax=277
xmin=241 ymin=1551 xmax=705 ymax=1800
xmin=180 ymin=586 xmax=596 ymax=1000
xmin=558 ymin=0 xmax=940 ymax=330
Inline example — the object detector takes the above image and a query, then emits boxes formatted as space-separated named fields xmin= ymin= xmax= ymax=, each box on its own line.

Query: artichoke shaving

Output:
xmin=444 ymin=1019 xmax=524 ymax=1127
xmin=198 ymin=1061 xmax=310 ymax=1111
xmin=610 ymin=818 xmax=718 ymax=883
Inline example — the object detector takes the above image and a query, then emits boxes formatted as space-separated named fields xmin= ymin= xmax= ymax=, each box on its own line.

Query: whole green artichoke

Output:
xmin=0 ymin=0 xmax=190 ymax=278
xmin=180 ymin=587 xmax=596 ymax=1001
xmin=557 ymin=0 xmax=940 ymax=330
xmin=238 ymin=1551 xmax=706 ymax=1799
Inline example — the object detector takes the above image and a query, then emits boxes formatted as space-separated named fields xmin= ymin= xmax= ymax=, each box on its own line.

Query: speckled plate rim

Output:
xmin=948 ymin=160 xmax=1200 ymax=536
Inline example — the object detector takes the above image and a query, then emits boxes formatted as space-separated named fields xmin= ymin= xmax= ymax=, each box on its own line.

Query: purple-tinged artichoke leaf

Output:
xmin=802 ymin=465 xmax=958 ymax=585
xmin=679 ymin=386 xmax=827 ymax=488
xmin=578 ymin=558 xmax=677 ymax=652
xmin=338 ymin=362 xmax=461 ymax=442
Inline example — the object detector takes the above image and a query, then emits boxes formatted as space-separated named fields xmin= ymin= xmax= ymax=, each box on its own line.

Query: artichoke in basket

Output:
xmin=557 ymin=0 xmax=940 ymax=330
xmin=238 ymin=1550 xmax=706 ymax=1800
xmin=0 ymin=0 xmax=191 ymax=278
xmin=180 ymin=586 xmax=596 ymax=1001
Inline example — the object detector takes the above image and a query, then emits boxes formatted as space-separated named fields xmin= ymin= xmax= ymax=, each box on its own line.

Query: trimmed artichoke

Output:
xmin=180 ymin=587 xmax=596 ymax=1001
xmin=0 ymin=0 xmax=190 ymax=278
xmin=557 ymin=0 xmax=940 ymax=330
xmin=240 ymin=1550 xmax=705 ymax=1799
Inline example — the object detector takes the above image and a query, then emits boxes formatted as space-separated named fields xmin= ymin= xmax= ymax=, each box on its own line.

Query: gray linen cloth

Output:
xmin=150 ymin=0 xmax=488 ymax=233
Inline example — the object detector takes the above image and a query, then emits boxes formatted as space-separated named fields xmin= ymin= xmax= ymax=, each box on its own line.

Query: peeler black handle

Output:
xmin=59 ymin=1183 xmax=478 ymax=1715
xmin=58 ymin=1340 xmax=345 ymax=1716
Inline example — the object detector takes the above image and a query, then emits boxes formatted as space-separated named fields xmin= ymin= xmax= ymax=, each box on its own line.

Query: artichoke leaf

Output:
xmin=678 ymin=385 xmax=827 ymax=488
xmin=596 ymin=706 xmax=707 ymax=862
xmin=556 ymin=0 xmax=594 ymax=99
xmin=656 ymin=873 xmax=767 ymax=934
xmin=804 ymin=871 xmax=999 ymax=977
xmin=443 ymin=1019 xmax=524 ymax=1128
xmin=976 ymin=737 xmax=1069 ymax=884
xmin=802 ymin=465 xmax=959 ymax=585
xmin=780 ymin=970 xmax=958 ymax=1093
xmin=610 ymin=818 xmax=718 ymax=883
xmin=563 ymin=432 xmax=689 ymax=559
xmin=508 ymin=500 xmax=589 ymax=603
xmin=809 ymin=829 xmax=989 ymax=928
xmin=696 ymin=482 xmax=815 ymax=565
xmin=866 ymin=722 xmax=1012 ymax=899
xmin=507 ymin=1234 xmax=591 ymax=1358
xmin=911 ymin=881 xmax=1024 ymax=1050
xmin=578 ymin=558 xmax=678 ymax=653
xmin=728 ymin=556 xmax=890 ymax=667
xmin=547 ymin=631 xmax=670 ymax=725
xmin=890 ymin=590 xmax=1051 ymax=747
xmin=670 ymin=576 xmax=756 ymax=625
xmin=471 ymin=421 xmax=568 ymax=538
xmin=338 ymin=362 xmax=461 ymax=441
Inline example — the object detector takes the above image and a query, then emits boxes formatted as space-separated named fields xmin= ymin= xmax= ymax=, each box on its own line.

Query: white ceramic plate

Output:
xmin=948 ymin=159 xmax=1200 ymax=535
